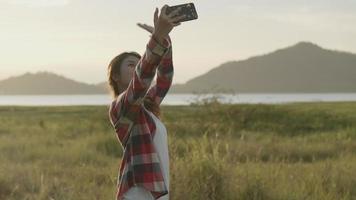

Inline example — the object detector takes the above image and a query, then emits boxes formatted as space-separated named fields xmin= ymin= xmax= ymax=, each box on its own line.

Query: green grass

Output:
xmin=0 ymin=101 xmax=356 ymax=200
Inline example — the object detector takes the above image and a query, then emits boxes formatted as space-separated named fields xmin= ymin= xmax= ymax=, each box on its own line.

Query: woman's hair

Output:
xmin=107 ymin=51 xmax=161 ymax=118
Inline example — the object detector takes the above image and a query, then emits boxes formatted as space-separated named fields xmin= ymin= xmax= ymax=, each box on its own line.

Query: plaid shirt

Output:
xmin=108 ymin=34 xmax=173 ymax=200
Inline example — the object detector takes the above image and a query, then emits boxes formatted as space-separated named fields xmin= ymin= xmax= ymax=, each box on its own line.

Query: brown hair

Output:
xmin=107 ymin=51 xmax=161 ymax=119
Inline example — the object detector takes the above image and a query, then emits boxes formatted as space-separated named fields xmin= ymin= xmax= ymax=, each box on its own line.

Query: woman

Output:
xmin=107 ymin=5 xmax=185 ymax=200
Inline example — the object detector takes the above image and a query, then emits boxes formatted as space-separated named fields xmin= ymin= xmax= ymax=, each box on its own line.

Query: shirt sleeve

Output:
xmin=110 ymin=34 xmax=171 ymax=124
xmin=144 ymin=35 xmax=174 ymax=106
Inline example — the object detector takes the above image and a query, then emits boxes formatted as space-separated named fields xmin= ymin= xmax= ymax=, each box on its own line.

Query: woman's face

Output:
xmin=117 ymin=55 xmax=140 ymax=87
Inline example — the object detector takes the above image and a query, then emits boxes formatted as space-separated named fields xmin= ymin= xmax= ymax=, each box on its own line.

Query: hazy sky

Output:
xmin=1 ymin=0 xmax=355 ymax=84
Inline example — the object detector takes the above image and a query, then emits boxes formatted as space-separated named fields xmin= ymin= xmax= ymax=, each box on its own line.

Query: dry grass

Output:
xmin=0 ymin=101 xmax=356 ymax=199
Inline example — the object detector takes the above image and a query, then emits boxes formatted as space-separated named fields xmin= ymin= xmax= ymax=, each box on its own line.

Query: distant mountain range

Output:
xmin=1 ymin=41 xmax=355 ymax=95
xmin=0 ymin=72 xmax=105 ymax=95
xmin=170 ymin=41 xmax=356 ymax=93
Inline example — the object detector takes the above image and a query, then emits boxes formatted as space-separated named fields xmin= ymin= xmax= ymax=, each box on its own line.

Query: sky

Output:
xmin=1 ymin=0 xmax=356 ymax=84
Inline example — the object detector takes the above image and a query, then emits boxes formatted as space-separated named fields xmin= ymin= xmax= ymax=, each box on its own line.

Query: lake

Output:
xmin=0 ymin=93 xmax=356 ymax=106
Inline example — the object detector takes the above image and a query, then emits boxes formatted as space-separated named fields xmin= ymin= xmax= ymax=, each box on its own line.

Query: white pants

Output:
xmin=123 ymin=185 xmax=169 ymax=200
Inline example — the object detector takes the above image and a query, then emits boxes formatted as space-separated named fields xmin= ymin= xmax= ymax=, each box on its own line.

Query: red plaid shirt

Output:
xmin=108 ymin=34 xmax=173 ymax=200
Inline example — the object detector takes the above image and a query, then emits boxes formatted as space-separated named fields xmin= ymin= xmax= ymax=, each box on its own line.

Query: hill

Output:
xmin=0 ymin=71 xmax=105 ymax=95
xmin=170 ymin=41 xmax=356 ymax=93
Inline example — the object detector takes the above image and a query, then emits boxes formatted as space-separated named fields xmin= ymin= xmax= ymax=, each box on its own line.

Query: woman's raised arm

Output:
xmin=144 ymin=35 xmax=173 ymax=106
xmin=109 ymin=5 xmax=185 ymax=134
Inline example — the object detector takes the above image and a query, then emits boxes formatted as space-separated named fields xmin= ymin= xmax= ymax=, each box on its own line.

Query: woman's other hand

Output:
xmin=136 ymin=23 xmax=154 ymax=34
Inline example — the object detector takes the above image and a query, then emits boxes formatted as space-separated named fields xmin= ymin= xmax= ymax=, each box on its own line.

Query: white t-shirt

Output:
xmin=123 ymin=108 xmax=170 ymax=200
xmin=147 ymin=110 xmax=170 ymax=191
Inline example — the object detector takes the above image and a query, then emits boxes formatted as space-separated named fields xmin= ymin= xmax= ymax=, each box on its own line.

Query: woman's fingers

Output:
xmin=167 ymin=7 xmax=182 ymax=18
xmin=161 ymin=5 xmax=168 ymax=16
xmin=154 ymin=7 xmax=159 ymax=25
xmin=137 ymin=23 xmax=154 ymax=33
xmin=172 ymin=22 xmax=181 ymax=27
xmin=137 ymin=23 xmax=146 ymax=30
xmin=169 ymin=14 xmax=186 ymax=24
xmin=144 ymin=24 xmax=154 ymax=29
xmin=154 ymin=4 xmax=184 ymax=36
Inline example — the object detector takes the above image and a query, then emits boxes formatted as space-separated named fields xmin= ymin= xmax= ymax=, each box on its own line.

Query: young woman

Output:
xmin=107 ymin=5 xmax=185 ymax=200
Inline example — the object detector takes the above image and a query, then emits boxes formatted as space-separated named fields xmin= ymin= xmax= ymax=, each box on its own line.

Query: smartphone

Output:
xmin=165 ymin=3 xmax=198 ymax=23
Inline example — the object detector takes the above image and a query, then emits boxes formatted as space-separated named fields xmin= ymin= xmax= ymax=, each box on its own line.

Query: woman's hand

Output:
xmin=152 ymin=5 xmax=185 ymax=44
xmin=136 ymin=23 xmax=154 ymax=34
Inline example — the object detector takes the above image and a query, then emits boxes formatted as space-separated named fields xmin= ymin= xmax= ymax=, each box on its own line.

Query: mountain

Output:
xmin=96 ymin=81 xmax=110 ymax=92
xmin=1 ymin=41 xmax=355 ymax=95
xmin=170 ymin=41 xmax=356 ymax=93
xmin=0 ymin=71 xmax=106 ymax=95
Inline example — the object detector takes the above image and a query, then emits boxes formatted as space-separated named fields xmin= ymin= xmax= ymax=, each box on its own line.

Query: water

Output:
xmin=0 ymin=93 xmax=356 ymax=106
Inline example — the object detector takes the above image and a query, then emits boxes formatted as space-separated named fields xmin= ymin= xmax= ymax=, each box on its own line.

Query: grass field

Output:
xmin=0 ymin=101 xmax=356 ymax=200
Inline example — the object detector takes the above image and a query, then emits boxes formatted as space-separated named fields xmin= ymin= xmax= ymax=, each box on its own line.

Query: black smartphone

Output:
xmin=165 ymin=3 xmax=198 ymax=23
